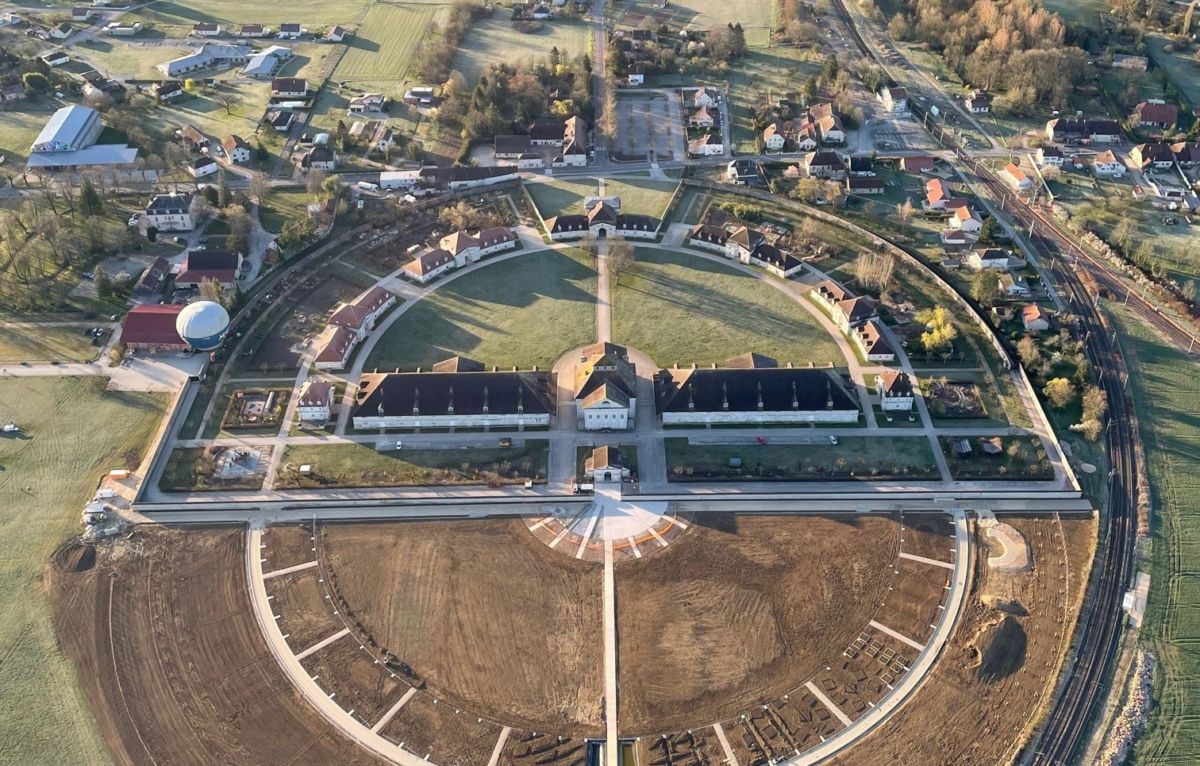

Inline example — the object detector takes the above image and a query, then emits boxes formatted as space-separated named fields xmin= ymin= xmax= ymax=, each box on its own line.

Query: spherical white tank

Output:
xmin=175 ymin=300 xmax=230 ymax=351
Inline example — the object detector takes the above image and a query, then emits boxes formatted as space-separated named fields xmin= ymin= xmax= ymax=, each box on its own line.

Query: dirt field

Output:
xmin=615 ymin=514 xmax=901 ymax=734
xmin=381 ymin=693 xmax=505 ymax=764
xmin=247 ymin=274 xmax=361 ymax=373
xmin=300 ymin=635 xmax=411 ymax=728
xmin=46 ymin=528 xmax=392 ymax=766
xmin=318 ymin=519 xmax=605 ymax=736
xmin=825 ymin=514 xmax=1097 ymax=766
xmin=262 ymin=523 xmax=318 ymax=570
xmin=265 ymin=568 xmax=343 ymax=654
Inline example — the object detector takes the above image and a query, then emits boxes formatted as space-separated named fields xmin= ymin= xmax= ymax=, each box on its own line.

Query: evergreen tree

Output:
xmin=79 ymin=177 xmax=103 ymax=217
xmin=217 ymin=170 xmax=231 ymax=209
xmin=94 ymin=265 xmax=113 ymax=300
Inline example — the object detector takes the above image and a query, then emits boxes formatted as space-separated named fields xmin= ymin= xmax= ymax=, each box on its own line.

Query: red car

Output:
xmin=756 ymin=436 xmax=767 ymax=445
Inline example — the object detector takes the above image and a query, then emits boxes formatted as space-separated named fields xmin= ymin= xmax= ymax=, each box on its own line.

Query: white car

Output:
xmin=127 ymin=214 xmax=140 ymax=227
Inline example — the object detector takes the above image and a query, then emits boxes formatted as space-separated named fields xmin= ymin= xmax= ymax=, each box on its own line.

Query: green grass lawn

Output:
xmin=126 ymin=0 xmax=369 ymax=35
xmin=0 ymin=325 xmax=101 ymax=363
xmin=1115 ymin=307 xmax=1200 ymax=764
xmin=136 ymin=82 xmax=272 ymax=142
xmin=526 ymin=177 xmax=599 ymax=219
xmin=259 ymin=188 xmax=312 ymax=234
xmin=453 ymin=13 xmax=592 ymax=84
xmin=1042 ymin=0 xmax=1109 ymax=28
xmin=73 ymin=37 xmax=177 ymax=79
xmin=277 ymin=440 xmax=549 ymax=487
xmin=611 ymin=0 xmax=772 ymax=45
xmin=663 ymin=435 xmax=939 ymax=481
xmin=0 ymin=376 xmax=166 ymax=765
xmin=604 ymin=177 xmax=679 ymax=218
xmin=0 ymin=107 xmax=55 ymax=167
xmin=366 ymin=248 xmax=597 ymax=370
xmin=334 ymin=2 xmax=439 ymax=83
xmin=613 ymin=247 xmax=842 ymax=367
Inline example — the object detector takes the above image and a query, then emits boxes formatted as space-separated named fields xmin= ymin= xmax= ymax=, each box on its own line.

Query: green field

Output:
xmin=366 ymin=248 xmax=597 ymax=371
xmin=277 ymin=441 xmax=549 ymax=487
xmin=453 ymin=14 xmax=593 ymax=84
xmin=0 ymin=325 xmax=101 ymax=364
xmin=1117 ymin=308 xmax=1200 ymax=763
xmin=604 ymin=177 xmax=679 ymax=217
xmin=0 ymin=376 xmax=166 ymax=765
xmin=259 ymin=187 xmax=313 ymax=234
xmin=0 ymin=107 xmax=55 ymax=167
xmin=137 ymin=82 xmax=273 ymax=143
xmin=1041 ymin=0 xmax=1109 ymax=28
xmin=613 ymin=247 xmax=843 ymax=367
xmin=334 ymin=2 xmax=440 ymax=82
xmin=526 ymin=177 xmax=598 ymax=218
xmin=663 ymin=436 xmax=939 ymax=481
xmin=610 ymin=0 xmax=772 ymax=46
xmin=126 ymin=0 xmax=370 ymax=35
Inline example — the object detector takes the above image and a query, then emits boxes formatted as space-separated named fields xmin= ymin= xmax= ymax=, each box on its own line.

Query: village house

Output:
xmin=1036 ymin=145 xmax=1064 ymax=167
xmin=351 ymin=365 xmax=556 ymax=430
xmin=131 ymin=257 xmax=171 ymax=298
xmin=876 ymin=370 xmax=915 ymax=411
xmin=239 ymin=24 xmax=269 ymax=37
xmin=325 ymin=25 xmax=346 ymax=43
xmin=72 ymin=7 xmax=93 ymax=21
xmin=879 ymin=86 xmax=908 ymax=115
xmin=1112 ymin=54 xmax=1148 ymax=72
xmin=727 ymin=158 xmax=764 ymax=186
xmin=271 ymin=77 xmax=308 ymax=99
xmin=966 ymin=247 xmax=1018 ymax=271
xmin=277 ymin=23 xmax=303 ymax=39
xmin=192 ymin=22 xmax=222 ymax=36
xmin=852 ymin=319 xmax=896 ymax=362
xmin=964 ymin=89 xmax=990 ymax=114
xmin=688 ymin=133 xmax=724 ymax=156
xmin=297 ymin=379 xmax=334 ymax=422
xmin=654 ymin=357 xmax=861 ymax=426
xmin=149 ymin=81 xmax=185 ymax=102
xmin=584 ymin=446 xmax=631 ymax=482
xmin=188 ymin=155 xmax=218 ymax=178
xmin=762 ymin=122 xmax=786 ymax=152
xmin=627 ymin=64 xmax=645 ymax=86
xmin=803 ymin=150 xmax=846 ymax=180
xmin=295 ymin=145 xmax=336 ymax=171
xmin=118 ymin=304 xmax=188 ymax=352
xmin=722 ymin=226 xmax=803 ymax=277
xmin=1134 ymin=100 xmax=1178 ymax=130
xmin=693 ymin=86 xmax=715 ymax=108
xmin=439 ymin=226 xmax=517 ymax=267
xmin=221 ymin=134 xmax=251 ymax=164
xmin=403 ymin=248 xmax=456 ymax=284
xmin=1002 ymin=162 xmax=1033 ymax=191
xmin=494 ymin=134 xmax=532 ymax=160
xmin=51 ymin=21 xmax=73 ymax=39
xmin=1022 ymin=303 xmax=1051 ymax=332
xmin=175 ymin=250 xmax=241 ymax=288
xmin=687 ymin=223 xmax=728 ymax=253
xmin=347 ymin=93 xmax=385 ymax=115
xmin=314 ymin=326 xmax=359 ymax=370
xmin=901 ymin=155 xmax=936 ymax=173
xmin=1045 ymin=118 xmax=1122 ymax=145
xmin=849 ymin=155 xmax=874 ymax=176
xmin=104 ymin=21 xmax=142 ymax=35
xmin=327 ymin=286 xmax=398 ymax=341
xmin=924 ymin=178 xmax=960 ymax=210
xmin=144 ymin=192 xmax=199 ymax=231
xmin=846 ymin=177 xmax=885 ymax=195
xmin=1172 ymin=141 xmax=1200 ymax=167
xmin=689 ymin=106 xmax=715 ymax=128
xmin=265 ymin=109 xmax=294 ymax=132
xmin=1130 ymin=142 xmax=1174 ymax=170
xmin=575 ymin=342 xmax=638 ymax=430
xmin=999 ymin=272 xmax=1032 ymax=298
xmin=949 ymin=204 xmax=984 ymax=237
xmin=1092 ymin=150 xmax=1125 ymax=177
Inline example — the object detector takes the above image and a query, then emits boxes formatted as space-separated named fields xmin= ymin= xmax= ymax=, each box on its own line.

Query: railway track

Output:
xmin=824 ymin=0 xmax=1144 ymax=762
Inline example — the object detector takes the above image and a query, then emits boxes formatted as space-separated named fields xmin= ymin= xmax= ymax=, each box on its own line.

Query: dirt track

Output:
xmin=318 ymin=519 xmax=605 ymax=737
xmin=46 ymin=528 xmax=391 ymax=766
xmin=825 ymin=514 xmax=1097 ymax=766
xmin=615 ymin=514 xmax=901 ymax=734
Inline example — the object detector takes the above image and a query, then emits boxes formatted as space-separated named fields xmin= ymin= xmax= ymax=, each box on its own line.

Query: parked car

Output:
xmin=126 ymin=214 xmax=140 ymax=227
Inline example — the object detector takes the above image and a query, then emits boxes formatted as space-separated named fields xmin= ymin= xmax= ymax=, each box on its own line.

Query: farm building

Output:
xmin=174 ymin=251 xmax=241 ymax=288
xmin=119 ymin=304 xmax=188 ymax=351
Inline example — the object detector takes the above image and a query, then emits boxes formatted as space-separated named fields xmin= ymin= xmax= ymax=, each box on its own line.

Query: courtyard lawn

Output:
xmin=453 ymin=13 xmax=592 ymax=84
xmin=940 ymin=435 xmax=1054 ymax=480
xmin=73 ymin=38 xmax=178 ymax=80
xmin=613 ymin=247 xmax=842 ymax=367
xmin=277 ymin=441 xmax=549 ymax=487
xmin=526 ymin=177 xmax=599 ymax=219
xmin=0 ymin=377 xmax=166 ymax=766
xmin=0 ymin=325 xmax=101 ymax=364
xmin=1116 ymin=307 xmax=1200 ymax=764
xmin=663 ymin=436 xmax=939 ymax=481
xmin=366 ymin=248 xmax=597 ymax=371
xmin=604 ymin=177 xmax=679 ymax=218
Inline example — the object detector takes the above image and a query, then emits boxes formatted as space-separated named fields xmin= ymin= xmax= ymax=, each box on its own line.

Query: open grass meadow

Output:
xmin=1114 ymin=307 xmax=1200 ymax=764
xmin=0 ymin=376 xmax=166 ymax=765
xmin=452 ymin=13 xmax=592 ymax=84
xmin=0 ymin=107 xmax=57 ymax=167
xmin=334 ymin=2 xmax=441 ymax=83
xmin=610 ymin=0 xmax=773 ymax=46
xmin=126 ymin=0 xmax=370 ymax=36
xmin=73 ymin=38 xmax=182 ymax=80
xmin=1041 ymin=0 xmax=1109 ymax=28
xmin=0 ymin=325 xmax=102 ymax=364
xmin=526 ymin=177 xmax=599 ymax=219
xmin=258 ymin=187 xmax=313 ymax=234
xmin=366 ymin=248 xmax=597 ymax=371
xmin=613 ymin=247 xmax=842 ymax=367
xmin=136 ymin=82 xmax=273 ymax=142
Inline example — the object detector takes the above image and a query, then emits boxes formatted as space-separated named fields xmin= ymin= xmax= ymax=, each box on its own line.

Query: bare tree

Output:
xmin=213 ymin=92 xmax=242 ymax=115
xmin=606 ymin=237 xmax=635 ymax=285
xmin=306 ymin=168 xmax=328 ymax=198
xmin=247 ymin=171 xmax=270 ymax=204
xmin=894 ymin=198 xmax=914 ymax=228
xmin=854 ymin=250 xmax=895 ymax=292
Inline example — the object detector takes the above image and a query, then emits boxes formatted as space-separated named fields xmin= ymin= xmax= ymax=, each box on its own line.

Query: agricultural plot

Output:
xmin=72 ymin=38 xmax=181 ymax=80
xmin=136 ymin=82 xmax=273 ymax=143
xmin=1113 ymin=308 xmax=1200 ymax=764
xmin=613 ymin=247 xmax=842 ymax=367
xmin=611 ymin=0 xmax=773 ymax=46
xmin=127 ymin=0 xmax=370 ymax=36
xmin=276 ymin=442 xmax=550 ymax=488
xmin=0 ymin=377 xmax=166 ymax=766
xmin=453 ymin=14 xmax=592 ymax=84
xmin=663 ymin=437 xmax=941 ymax=482
xmin=616 ymin=514 xmax=900 ymax=733
xmin=365 ymin=248 xmax=597 ymax=371
xmin=334 ymin=3 xmax=440 ymax=84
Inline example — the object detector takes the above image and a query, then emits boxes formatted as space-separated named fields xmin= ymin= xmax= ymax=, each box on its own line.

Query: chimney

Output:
xmin=792 ymin=381 xmax=799 ymax=410
xmin=826 ymin=379 xmax=834 ymax=410
xmin=687 ymin=384 xmax=695 ymax=410
xmin=517 ymin=386 xmax=524 ymax=413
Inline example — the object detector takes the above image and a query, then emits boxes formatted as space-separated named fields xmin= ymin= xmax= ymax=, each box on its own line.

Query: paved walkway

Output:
xmin=602 ymin=540 xmax=618 ymax=766
xmin=596 ymin=238 xmax=612 ymax=343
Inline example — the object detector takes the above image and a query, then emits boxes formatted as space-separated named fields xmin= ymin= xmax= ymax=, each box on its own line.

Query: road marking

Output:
xmin=487 ymin=726 xmax=512 ymax=766
xmin=805 ymin=681 xmax=854 ymax=727
xmin=869 ymin=620 xmax=926 ymax=652
xmin=371 ymin=687 xmax=417 ymax=733
xmin=899 ymin=551 xmax=954 ymax=570
xmin=263 ymin=560 xmax=319 ymax=579
xmin=713 ymin=723 xmax=740 ymax=766
xmin=295 ymin=627 xmax=350 ymax=661
xmin=548 ymin=525 xmax=571 ymax=549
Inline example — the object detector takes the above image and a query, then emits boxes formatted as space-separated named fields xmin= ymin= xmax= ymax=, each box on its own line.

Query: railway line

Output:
xmin=825 ymin=0 xmax=1146 ymax=761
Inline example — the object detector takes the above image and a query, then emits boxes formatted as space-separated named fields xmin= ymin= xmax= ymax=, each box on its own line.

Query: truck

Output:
xmin=356 ymin=181 xmax=380 ymax=192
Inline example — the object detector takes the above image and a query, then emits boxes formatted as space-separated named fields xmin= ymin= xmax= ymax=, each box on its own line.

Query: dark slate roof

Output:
xmin=146 ymin=193 xmax=193 ymax=214
xmin=689 ymin=223 xmax=727 ymax=244
xmin=546 ymin=214 xmax=588 ymax=234
xmin=183 ymin=249 xmax=238 ymax=271
xmin=495 ymin=134 xmax=532 ymax=154
xmin=728 ymin=226 xmax=766 ymax=250
xmin=849 ymin=155 xmax=873 ymax=172
xmin=617 ymin=213 xmax=658 ymax=231
xmin=575 ymin=341 xmax=637 ymax=399
xmin=588 ymin=201 xmax=618 ymax=225
xmin=751 ymin=245 xmax=802 ymax=273
xmin=655 ymin=367 xmax=859 ymax=414
xmin=529 ymin=122 xmax=566 ymax=141
xmin=353 ymin=370 xmax=556 ymax=418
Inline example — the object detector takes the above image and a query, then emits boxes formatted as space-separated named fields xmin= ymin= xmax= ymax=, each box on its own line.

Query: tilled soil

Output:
xmin=615 ymin=514 xmax=902 ymax=734
xmin=824 ymin=514 xmax=1097 ymax=766
xmin=318 ymin=519 xmax=605 ymax=737
xmin=381 ymin=693 xmax=505 ymax=765
xmin=46 ymin=528 xmax=391 ymax=766
xmin=265 ymin=567 xmax=343 ymax=653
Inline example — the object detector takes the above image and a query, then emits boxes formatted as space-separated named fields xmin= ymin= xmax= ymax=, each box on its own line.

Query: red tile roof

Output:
xmin=119 ymin=304 xmax=186 ymax=347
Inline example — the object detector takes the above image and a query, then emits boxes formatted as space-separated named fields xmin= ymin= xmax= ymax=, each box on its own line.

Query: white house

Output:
xmin=575 ymin=342 xmax=637 ymax=431
xmin=192 ymin=22 xmax=222 ymax=36
xmin=627 ymin=64 xmax=645 ymax=86
xmin=966 ymin=248 xmax=1015 ymax=271
xmin=313 ymin=326 xmax=359 ymax=371
xmin=277 ymin=23 xmax=303 ymax=39
xmin=325 ymin=25 xmax=346 ymax=42
xmin=876 ymin=370 xmax=915 ymax=411
xmin=999 ymin=272 xmax=1032 ymax=298
xmin=853 ymin=319 xmax=896 ymax=363
xmin=1022 ymin=303 xmax=1051 ymax=332
xmin=762 ymin=123 xmax=786 ymax=152
xmin=1093 ymin=150 xmax=1125 ymax=177
xmin=297 ymin=379 xmax=334 ymax=422
xmin=144 ymin=193 xmax=199 ymax=231
xmin=104 ymin=21 xmax=142 ymax=36
xmin=689 ymin=106 xmax=715 ymax=128
xmin=693 ymin=86 xmax=715 ymax=108
xmin=72 ymin=8 xmax=94 ymax=21
xmin=949 ymin=204 xmax=983 ymax=236
xmin=327 ymin=286 xmax=397 ymax=341
xmin=348 ymin=93 xmax=385 ymax=115
xmin=584 ymin=446 xmax=631 ymax=482
xmin=1002 ymin=162 xmax=1033 ymax=191
xmin=438 ymin=227 xmax=516 ymax=267
xmin=1036 ymin=145 xmax=1064 ymax=167
xmin=188 ymin=156 xmax=219 ymax=178
xmin=221 ymin=134 xmax=252 ymax=164
xmin=879 ymin=86 xmax=908 ymax=115
xmin=403 ymin=248 xmax=456 ymax=283
xmin=688 ymin=133 xmax=724 ymax=156
xmin=50 ymin=22 xmax=73 ymax=39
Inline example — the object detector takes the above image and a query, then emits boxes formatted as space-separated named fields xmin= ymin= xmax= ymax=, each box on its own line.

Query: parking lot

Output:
xmin=615 ymin=93 xmax=685 ymax=161
xmin=872 ymin=116 xmax=938 ymax=152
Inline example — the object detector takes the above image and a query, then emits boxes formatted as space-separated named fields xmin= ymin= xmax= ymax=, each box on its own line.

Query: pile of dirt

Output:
xmin=967 ymin=612 xmax=1028 ymax=684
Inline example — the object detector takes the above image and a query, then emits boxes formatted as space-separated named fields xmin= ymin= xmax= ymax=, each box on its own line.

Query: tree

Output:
xmin=1184 ymin=279 xmax=1198 ymax=303
xmin=214 ymin=92 xmax=242 ymax=115
xmin=146 ymin=225 xmax=158 ymax=243
xmin=793 ymin=178 xmax=822 ymax=203
xmin=217 ymin=170 xmax=231 ymax=208
xmin=893 ymin=198 xmax=914 ymax=228
xmin=199 ymin=276 xmax=226 ymax=306
xmin=800 ymin=76 xmax=818 ymax=105
xmin=1043 ymin=377 xmax=1075 ymax=409
xmin=183 ymin=78 xmax=198 ymax=92
xmin=22 ymin=72 xmax=49 ymax=94
xmin=321 ymin=175 xmax=341 ymax=201
xmin=224 ymin=206 xmax=253 ymax=255
xmin=823 ymin=180 xmax=845 ymax=208
xmin=606 ymin=237 xmax=635 ymax=285
xmin=79 ymin=177 xmax=103 ymax=217
xmin=971 ymin=270 xmax=1001 ymax=308
xmin=854 ymin=251 xmax=894 ymax=292
xmin=94 ymin=265 xmax=113 ymax=300
xmin=1016 ymin=336 xmax=1041 ymax=368
xmin=916 ymin=306 xmax=957 ymax=351
xmin=1075 ymin=383 xmax=1108 ymax=441
xmin=202 ymin=184 xmax=219 ymax=206
xmin=307 ymin=168 xmax=328 ymax=198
